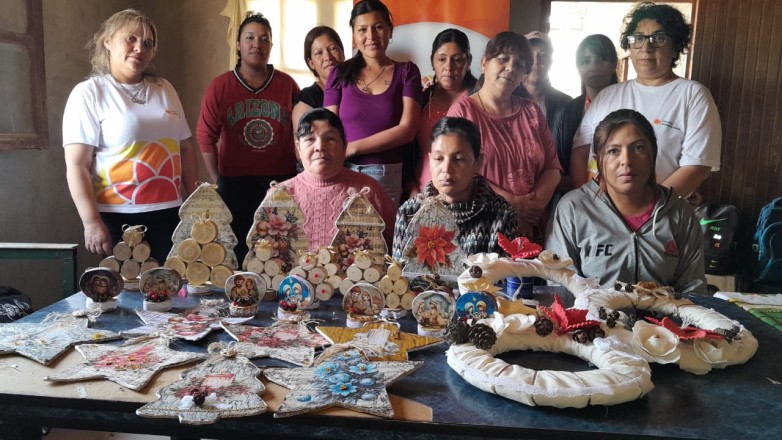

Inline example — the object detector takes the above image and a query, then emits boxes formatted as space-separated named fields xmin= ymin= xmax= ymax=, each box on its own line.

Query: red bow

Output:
xmin=497 ymin=233 xmax=542 ymax=260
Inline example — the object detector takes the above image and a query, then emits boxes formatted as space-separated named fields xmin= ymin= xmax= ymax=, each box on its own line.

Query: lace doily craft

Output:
xmin=137 ymin=343 xmax=267 ymax=424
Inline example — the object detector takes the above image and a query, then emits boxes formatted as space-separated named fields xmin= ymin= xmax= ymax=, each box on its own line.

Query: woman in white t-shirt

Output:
xmin=570 ymin=2 xmax=721 ymax=199
xmin=63 ymin=9 xmax=197 ymax=264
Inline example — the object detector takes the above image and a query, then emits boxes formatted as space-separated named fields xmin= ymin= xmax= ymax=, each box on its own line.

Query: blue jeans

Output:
xmin=345 ymin=162 xmax=403 ymax=207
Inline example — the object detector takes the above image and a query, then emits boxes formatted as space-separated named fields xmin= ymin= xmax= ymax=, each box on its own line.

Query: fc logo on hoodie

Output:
xmin=584 ymin=244 xmax=614 ymax=257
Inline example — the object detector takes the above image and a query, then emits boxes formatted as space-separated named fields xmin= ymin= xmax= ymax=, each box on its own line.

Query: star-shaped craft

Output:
xmin=0 ymin=318 xmax=121 ymax=365
xmin=137 ymin=354 xmax=267 ymax=424
xmin=222 ymin=322 xmax=331 ymax=366
xmin=316 ymin=322 xmax=442 ymax=361
xmin=44 ymin=336 xmax=206 ymax=391
xmin=264 ymin=348 xmax=422 ymax=418
xmin=122 ymin=309 xmax=253 ymax=341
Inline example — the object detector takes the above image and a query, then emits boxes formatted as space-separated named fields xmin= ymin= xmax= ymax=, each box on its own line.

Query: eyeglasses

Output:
xmin=625 ymin=33 xmax=669 ymax=49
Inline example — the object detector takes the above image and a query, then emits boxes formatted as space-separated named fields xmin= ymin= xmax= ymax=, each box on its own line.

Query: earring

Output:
xmin=389 ymin=38 xmax=393 ymax=45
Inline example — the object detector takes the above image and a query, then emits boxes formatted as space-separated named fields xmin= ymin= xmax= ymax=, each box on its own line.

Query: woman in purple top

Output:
xmin=324 ymin=0 xmax=422 ymax=206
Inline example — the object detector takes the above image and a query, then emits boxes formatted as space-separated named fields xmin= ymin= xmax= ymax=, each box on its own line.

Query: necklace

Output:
xmin=359 ymin=65 xmax=387 ymax=92
xmin=111 ymin=75 xmax=147 ymax=104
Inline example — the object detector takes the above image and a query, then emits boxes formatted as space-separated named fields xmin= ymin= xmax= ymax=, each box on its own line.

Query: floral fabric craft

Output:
xmin=263 ymin=348 xmax=422 ymax=418
xmin=222 ymin=322 xmax=330 ymax=366
xmin=122 ymin=309 xmax=252 ymax=341
xmin=331 ymin=187 xmax=388 ymax=275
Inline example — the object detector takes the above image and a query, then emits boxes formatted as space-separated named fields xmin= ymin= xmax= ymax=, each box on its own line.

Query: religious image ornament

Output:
xmin=225 ymin=272 xmax=265 ymax=317
xmin=455 ymin=291 xmax=498 ymax=321
xmin=263 ymin=347 xmax=422 ymax=418
xmin=276 ymin=275 xmax=315 ymax=322
xmin=0 ymin=315 xmax=121 ymax=366
xmin=136 ymin=342 xmax=267 ymax=424
xmin=122 ymin=309 xmax=252 ymax=342
xmin=412 ymin=290 xmax=455 ymax=337
xmin=140 ymin=268 xmax=182 ymax=312
xmin=222 ymin=321 xmax=331 ymax=366
xmin=341 ymin=283 xmax=385 ymax=328
xmin=44 ymin=335 xmax=206 ymax=391
xmin=80 ymin=267 xmax=124 ymax=312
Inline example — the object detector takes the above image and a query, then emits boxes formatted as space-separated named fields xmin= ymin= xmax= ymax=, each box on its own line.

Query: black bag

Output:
xmin=694 ymin=204 xmax=741 ymax=275
xmin=0 ymin=285 xmax=33 ymax=323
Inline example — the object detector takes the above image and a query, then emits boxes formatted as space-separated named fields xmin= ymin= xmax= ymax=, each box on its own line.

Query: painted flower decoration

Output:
xmin=413 ymin=225 xmax=457 ymax=269
xmin=497 ymin=233 xmax=542 ymax=260
xmin=267 ymin=213 xmax=292 ymax=237
xmin=348 ymin=362 xmax=378 ymax=375
xmin=631 ymin=320 xmax=681 ymax=364
xmin=326 ymin=372 xmax=353 ymax=384
xmin=314 ymin=362 xmax=340 ymax=377
xmin=536 ymin=294 xmax=601 ymax=335
xmin=644 ymin=317 xmax=725 ymax=341
xmin=330 ymin=382 xmax=357 ymax=396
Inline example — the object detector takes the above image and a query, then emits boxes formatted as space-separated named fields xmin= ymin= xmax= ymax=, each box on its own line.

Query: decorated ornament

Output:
xmin=122 ymin=309 xmax=252 ymax=342
xmin=100 ymin=224 xmax=159 ymax=290
xmin=80 ymin=267 xmax=123 ymax=311
xmin=136 ymin=342 xmax=267 ymax=424
xmin=341 ymin=283 xmax=385 ymax=328
xmin=225 ymin=272 xmax=265 ymax=317
xmin=0 ymin=316 xmax=121 ymax=365
xmin=411 ymin=290 xmax=455 ymax=337
xmin=331 ymin=187 xmax=388 ymax=276
xmin=140 ymin=268 xmax=182 ymax=312
xmin=263 ymin=347 xmax=422 ymax=418
xmin=536 ymin=294 xmax=603 ymax=343
xmin=317 ymin=322 xmax=442 ymax=362
xmin=222 ymin=321 xmax=330 ymax=366
xmin=400 ymin=197 xmax=467 ymax=286
xmin=455 ymin=291 xmax=498 ymax=320
xmin=276 ymin=275 xmax=315 ymax=321
xmin=497 ymin=233 xmax=543 ymax=260
xmin=44 ymin=335 xmax=206 ymax=391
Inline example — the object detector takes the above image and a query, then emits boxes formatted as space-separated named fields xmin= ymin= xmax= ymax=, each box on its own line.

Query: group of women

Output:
xmin=64 ymin=1 xmax=719 ymax=295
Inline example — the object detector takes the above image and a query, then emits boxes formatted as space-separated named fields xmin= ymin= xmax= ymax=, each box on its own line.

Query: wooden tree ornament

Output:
xmin=99 ymin=224 xmax=159 ymax=290
xmin=330 ymin=187 xmax=388 ymax=278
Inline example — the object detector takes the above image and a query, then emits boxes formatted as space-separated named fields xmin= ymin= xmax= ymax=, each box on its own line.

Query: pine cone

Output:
xmin=468 ymin=323 xmax=497 ymax=350
xmin=444 ymin=319 xmax=471 ymax=345
xmin=535 ymin=317 xmax=554 ymax=336
xmin=587 ymin=326 xmax=605 ymax=341
xmin=598 ymin=306 xmax=608 ymax=320
xmin=468 ymin=265 xmax=483 ymax=278
xmin=572 ymin=329 xmax=590 ymax=344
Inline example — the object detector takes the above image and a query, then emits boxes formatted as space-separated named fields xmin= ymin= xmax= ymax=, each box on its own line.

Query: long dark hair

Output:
xmin=335 ymin=0 xmax=393 ymax=85
xmin=235 ymin=12 xmax=272 ymax=69
xmin=430 ymin=28 xmax=477 ymax=90
xmin=576 ymin=34 xmax=619 ymax=95
xmin=593 ymin=109 xmax=658 ymax=194
xmin=430 ymin=117 xmax=481 ymax=158
xmin=303 ymin=26 xmax=344 ymax=78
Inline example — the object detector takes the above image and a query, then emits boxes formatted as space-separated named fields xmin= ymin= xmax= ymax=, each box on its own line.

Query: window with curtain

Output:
xmin=0 ymin=0 xmax=48 ymax=150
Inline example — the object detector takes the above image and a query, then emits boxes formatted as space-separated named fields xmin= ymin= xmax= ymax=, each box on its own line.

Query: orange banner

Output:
xmin=382 ymin=0 xmax=509 ymax=38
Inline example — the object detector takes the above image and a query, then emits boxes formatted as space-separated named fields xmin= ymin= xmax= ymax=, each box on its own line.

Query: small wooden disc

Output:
xmin=186 ymin=261 xmax=210 ymax=286
xmin=346 ymin=265 xmax=363 ymax=282
xmin=289 ymin=266 xmax=307 ymax=279
xmin=327 ymin=275 xmax=343 ymax=291
xmin=191 ymin=219 xmax=218 ymax=244
xmin=385 ymin=292 xmax=401 ymax=310
xmin=339 ymin=277 xmax=355 ymax=295
xmin=400 ymin=291 xmax=416 ymax=310
xmin=324 ymin=263 xmax=339 ymax=276
xmin=299 ymin=254 xmax=317 ymax=271
xmin=271 ymin=274 xmax=286 ymax=289
xmin=264 ymin=258 xmax=284 ymax=277
xmin=247 ymin=258 xmax=265 ymax=274
xmin=99 ymin=256 xmax=120 ymax=272
xmin=376 ymin=276 xmax=394 ymax=294
xmin=120 ymin=259 xmax=141 ymax=280
xmin=363 ymin=267 xmax=381 ymax=283
xmin=317 ymin=247 xmax=334 ymax=265
xmin=139 ymin=258 xmax=159 ymax=274
xmin=386 ymin=264 xmax=402 ymax=281
xmin=393 ymin=278 xmax=409 ymax=296
xmin=113 ymin=242 xmax=132 ymax=262
xmin=315 ymin=282 xmax=334 ymax=301
xmin=122 ymin=227 xmax=145 ymax=247
xmin=178 ymin=238 xmax=201 ymax=263
xmin=307 ymin=267 xmax=327 ymax=285
xmin=164 ymin=256 xmax=187 ymax=277
xmin=254 ymin=244 xmax=273 ymax=262
xmin=210 ymin=265 xmax=233 ymax=289
xmin=355 ymin=254 xmax=372 ymax=270
xmin=201 ymin=242 xmax=226 ymax=267
xmin=131 ymin=241 xmax=151 ymax=262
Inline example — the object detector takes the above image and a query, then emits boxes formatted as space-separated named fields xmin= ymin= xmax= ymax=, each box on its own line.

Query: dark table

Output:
xmin=1 ymin=288 xmax=780 ymax=440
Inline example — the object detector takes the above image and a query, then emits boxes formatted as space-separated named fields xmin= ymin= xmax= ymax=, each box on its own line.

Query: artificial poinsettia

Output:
xmin=644 ymin=317 xmax=726 ymax=341
xmin=413 ymin=225 xmax=457 ymax=269
xmin=537 ymin=294 xmax=601 ymax=335
xmin=497 ymin=233 xmax=542 ymax=260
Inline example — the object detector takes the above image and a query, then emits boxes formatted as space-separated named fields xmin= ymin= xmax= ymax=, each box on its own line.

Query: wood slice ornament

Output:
xmin=363 ymin=266 xmax=381 ymax=283
xmin=80 ymin=267 xmax=123 ymax=311
xmin=411 ymin=290 xmax=455 ymax=337
xmin=120 ymin=259 xmax=141 ymax=280
xmin=169 ymin=183 xmax=239 ymax=270
xmin=317 ymin=246 xmax=335 ymax=265
xmin=191 ymin=211 xmax=219 ymax=244
xmin=324 ymin=263 xmax=338 ymax=276
xmin=178 ymin=238 xmax=202 ymax=264
xmin=298 ymin=251 xmax=318 ymax=271
xmin=377 ymin=276 xmax=394 ymax=294
xmin=253 ymin=240 xmax=274 ymax=262
xmin=186 ymin=261 xmax=211 ymax=286
xmin=210 ymin=265 xmax=234 ymax=289
xmin=140 ymin=268 xmax=183 ymax=312
xmin=122 ymin=224 xmax=147 ymax=247
xmin=400 ymin=292 xmax=416 ymax=311
xmin=164 ymin=256 xmax=187 ymax=278
xmin=131 ymin=241 xmax=152 ymax=262
xmin=113 ymin=242 xmax=132 ymax=262
xmin=225 ymin=272 xmax=265 ymax=317
xmin=201 ymin=242 xmax=227 ymax=267
xmin=246 ymin=258 xmax=265 ymax=274
xmin=342 ymin=282 xmax=385 ymax=328
xmin=140 ymin=258 xmax=159 ymax=274
xmin=99 ymin=256 xmax=121 ymax=272
xmin=307 ymin=267 xmax=327 ymax=286
xmin=330 ymin=187 xmax=388 ymax=276
xmin=346 ymin=265 xmax=363 ymax=282
xmin=243 ymin=183 xmax=309 ymax=271
xmin=314 ymin=282 xmax=334 ymax=301
xmin=400 ymin=197 xmax=467 ymax=287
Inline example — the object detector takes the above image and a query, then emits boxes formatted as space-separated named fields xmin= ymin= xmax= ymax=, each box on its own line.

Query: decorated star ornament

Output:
xmin=136 ymin=342 xmax=267 ymax=425
xmin=316 ymin=322 xmax=442 ymax=361
xmin=44 ymin=335 xmax=207 ymax=391
xmin=0 ymin=314 xmax=121 ymax=365
xmin=122 ymin=309 xmax=252 ymax=341
xmin=221 ymin=321 xmax=330 ymax=366
xmin=263 ymin=346 xmax=422 ymax=418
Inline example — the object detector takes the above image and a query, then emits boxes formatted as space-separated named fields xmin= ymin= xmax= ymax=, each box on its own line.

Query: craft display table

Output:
xmin=0 ymin=288 xmax=780 ymax=440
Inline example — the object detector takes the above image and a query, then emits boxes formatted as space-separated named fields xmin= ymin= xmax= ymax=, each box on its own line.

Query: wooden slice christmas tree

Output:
xmin=98 ymin=224 xmax=159 ymax=290
xmin=330 ymin=187 xmax=388 ymax=279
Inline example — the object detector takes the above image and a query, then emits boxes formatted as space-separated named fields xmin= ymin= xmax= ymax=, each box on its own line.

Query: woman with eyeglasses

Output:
xmin=569 ymin=2 xmax=721 ymax=200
